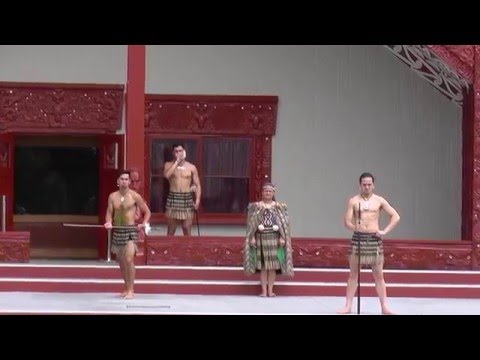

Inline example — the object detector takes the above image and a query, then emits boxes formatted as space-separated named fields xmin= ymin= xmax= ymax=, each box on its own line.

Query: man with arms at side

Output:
xmin=337 ymin=172 xmax=400 ymax=315
xmin=163 ymin=144 xmax=201 ymax=235
xmin=104 ymin=170 xmax=151 ymax=299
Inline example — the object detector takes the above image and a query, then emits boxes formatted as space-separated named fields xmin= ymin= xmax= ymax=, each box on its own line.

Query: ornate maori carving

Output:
xmin=241 ymin=104 xmax=276 ymax=135
xmin=292 ymin=241 xmax=351 ymax=268
xmin=145 ymin=95 xmax=278 ymax=135
xmin=427 ymin=45 xmax=474 ymax=83
xmin=385 ymin=45 xmax=471 ymax=105
xmin=443 ymin=45 xmax=475 ymax=69
xmin=188 ymin=102 xmax=215 ymax=132
xmin=385 ymin=243 xmax=472 ymax=270
xmin=145 ymin=237 xmax=474 ymax=270
xmin=146 ymin=237 xmax=244 ymax=266
xmin=253 ymin=136 xmax=272 ymax=200
xmin=472 ymin=46 xmax=480 ymax=243
xmin=0 ymin=232 xmax=30 ymax=262
xmin=0 ymin=83 xmax=124 ymax=133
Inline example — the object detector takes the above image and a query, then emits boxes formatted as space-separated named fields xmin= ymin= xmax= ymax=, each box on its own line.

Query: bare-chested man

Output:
xmin=337 ymin=172 xmax=400 ymax=315
xmin=104 ymin=170 xmax=151 ymax=299
xmin=129 ymin=168 xmax=147 ymax=258
xmin=163 ymin=144 xmax=201 ymax=236
xmin=129 ymin=167 xmax=144 ymax=222
xmin=129 ymin=168 xmax=143 ymax=193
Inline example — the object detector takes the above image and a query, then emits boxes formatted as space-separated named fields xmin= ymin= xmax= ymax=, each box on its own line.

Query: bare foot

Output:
xmin=259 ymin=292 xmax=267 ymax=297
xmin=268 ymin=292 xmax=276 ymax=297
xmin=120 ymin=290 xmax=128 ymax=297
xmin=336 ymin=307 xmax=352 ymax=314
xmin=381 ymin=307 xmax=395 ymax=315
xmin=123 ymin=292 xmax=135 ymax=299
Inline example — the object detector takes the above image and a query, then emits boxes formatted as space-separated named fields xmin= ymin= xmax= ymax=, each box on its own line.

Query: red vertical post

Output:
xmin=126 ymin=45 xmax=147 ymax=264
xmin=125 ymin=45 xmax=146 ymax=186
xmin=470 ymin=46 xmax=480 ymax=268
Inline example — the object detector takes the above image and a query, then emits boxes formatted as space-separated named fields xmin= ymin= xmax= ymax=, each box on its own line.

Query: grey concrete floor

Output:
xmin=0 ymin=292 xmax=478 ymax=315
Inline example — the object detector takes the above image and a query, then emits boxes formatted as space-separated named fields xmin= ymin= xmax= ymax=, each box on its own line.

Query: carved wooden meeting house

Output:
xmin=0 ymin=45 xmax=479 ymax=297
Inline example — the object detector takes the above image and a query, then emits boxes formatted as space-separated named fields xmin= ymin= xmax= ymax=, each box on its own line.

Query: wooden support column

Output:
xmin=126 ymin=45 xmax=147 ymax=265
xmin=125 ymin=45 xmax=146 ymax=189
xmin=470 ymin=46 xmax=480 ymax=268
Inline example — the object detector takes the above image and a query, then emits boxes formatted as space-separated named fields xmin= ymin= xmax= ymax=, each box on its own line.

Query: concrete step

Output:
xmin=1 ymin=263 xmax=480 ymax=297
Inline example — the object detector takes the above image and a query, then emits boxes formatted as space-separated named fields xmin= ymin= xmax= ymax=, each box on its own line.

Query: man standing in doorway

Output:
xmin=163 ymin=144 xmax=201 ymax=235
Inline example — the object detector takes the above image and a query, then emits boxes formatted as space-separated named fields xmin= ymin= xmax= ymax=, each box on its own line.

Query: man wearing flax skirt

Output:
xmin=337 ymin=172 xmax=400 ymax=315
xmin=163 ymin=143 xmax=201 ymax=236
xmin=104 ymin=170 xmax=151 ymax=299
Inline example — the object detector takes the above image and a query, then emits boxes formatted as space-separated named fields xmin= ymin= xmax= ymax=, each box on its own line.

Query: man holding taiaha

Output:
xmin=104 ymin=170 xmax=151 ymax=299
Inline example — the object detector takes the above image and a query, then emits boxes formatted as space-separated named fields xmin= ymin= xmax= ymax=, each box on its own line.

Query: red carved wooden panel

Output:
xmin=252 ymin=135 xmax=272 ymax=201
xmin=443 ymin=45 xmax=475 ymax=69
xmin=0 ymin=82 xmax=124 ymax=133
xmin=427 ymin=45 xmax=474 ymax=84
xmin=145 ymin=95 xmax=278 ymax=135
xmin=385 ymin=45 xmax=470 ymax=105
xmin=145 ymin=236 xmax=475 ymax=270
xmin=146 ymin=237 xmax=244 ymax=266
xmin=0 ymin=232 xmax=30 ymax=262
xmin=292 ymin=240 xmax=351 ymax=268
xmin=473 ymin=46 xmax=480 ymax=244
xmin=295 ymin=240 xmax=474 ymax=270
xmin=384 ymin=242 xmax=472 ymax=270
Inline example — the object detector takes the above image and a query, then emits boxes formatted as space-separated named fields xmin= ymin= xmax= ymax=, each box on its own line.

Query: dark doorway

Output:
xmin=13 ymin=135 xmax=100 ymax=259
xmin=15 ymin=146 xmax=98 ymax=216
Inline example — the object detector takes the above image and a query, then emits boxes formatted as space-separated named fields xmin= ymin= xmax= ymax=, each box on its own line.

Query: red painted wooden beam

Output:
xmin=125 ymin=45 xmax=146 ymax=187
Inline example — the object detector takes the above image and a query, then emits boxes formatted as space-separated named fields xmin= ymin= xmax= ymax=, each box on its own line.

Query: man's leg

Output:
xmin=181 ymin=217 xmax=193 ymax=236
xmin=371 ymin=261 xmax=394 ymax=314
xmin=167 ymin=217 xmax=178 ymax=235
xmin=122 ymin=241 xmax=136 ymax=299
xmin=337 ymin=258 xmax=359 ymax=314
xmin=117 ymin=253 xmax=128 ymax=297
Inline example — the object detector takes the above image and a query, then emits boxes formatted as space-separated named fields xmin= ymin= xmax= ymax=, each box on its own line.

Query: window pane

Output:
xmin=203 ymin=177 xmax=249 ymax=213
xmin=203 ymin=138 xmax=250 ymax=177
xmin=150 ymin=139 xmax=197 ymax=176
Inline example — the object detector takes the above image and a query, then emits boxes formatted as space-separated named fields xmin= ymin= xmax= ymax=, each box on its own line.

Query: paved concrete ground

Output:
xmin=0 ymin=292 xmax=478 ymax=315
